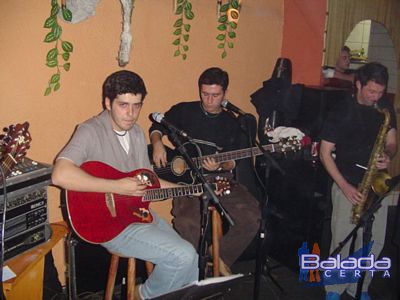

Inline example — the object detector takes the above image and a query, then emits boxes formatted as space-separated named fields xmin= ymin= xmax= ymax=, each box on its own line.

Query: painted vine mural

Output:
xmin=43 ymin=0 xmax=74 ymax=96
xmin=43 ymin=0 xmax=241 ymax=95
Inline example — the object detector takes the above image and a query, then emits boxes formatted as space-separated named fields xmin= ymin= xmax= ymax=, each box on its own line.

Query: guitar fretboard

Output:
xmin=143 ymin=183 xmax=216 ymax=201
xmin=193 ymin=144 xmax=280 ymax=166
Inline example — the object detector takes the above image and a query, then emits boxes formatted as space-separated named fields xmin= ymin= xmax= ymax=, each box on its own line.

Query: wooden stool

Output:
xmin=104 ymin=254 xmax=153 ymax=300
xmin=209 ymin=206 xmax=223 ymax=277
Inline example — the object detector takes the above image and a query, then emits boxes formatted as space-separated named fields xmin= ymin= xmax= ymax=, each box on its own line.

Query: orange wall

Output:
xmin=0 ymin=0 xmax=286 ymax=284
xmin=1 ymin=0 xmax=328 ymax=286
xmin=282 ymin=0 xmax=326 ymax=85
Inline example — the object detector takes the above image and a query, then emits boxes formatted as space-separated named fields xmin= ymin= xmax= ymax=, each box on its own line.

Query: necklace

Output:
xmin=114 ymin=130 xmax=127 ymax=137
xmin=200 ymin=102 xmax=220 ymax=118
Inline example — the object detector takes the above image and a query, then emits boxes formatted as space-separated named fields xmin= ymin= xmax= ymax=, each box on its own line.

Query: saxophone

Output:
xmin=351 ymin=107 xmax=391 ymax=224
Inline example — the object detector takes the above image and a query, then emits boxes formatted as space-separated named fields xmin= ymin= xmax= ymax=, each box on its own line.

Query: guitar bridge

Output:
xmin=105 ymin=193 xmax=116 ymax=217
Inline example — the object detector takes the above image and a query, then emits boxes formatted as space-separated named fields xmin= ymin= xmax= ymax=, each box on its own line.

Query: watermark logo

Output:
xmin=298 ymin=241 xmax=391 ymax=287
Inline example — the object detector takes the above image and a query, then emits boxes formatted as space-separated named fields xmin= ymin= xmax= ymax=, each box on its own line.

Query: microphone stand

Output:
xmin=167 ymin=130 xmax=234 ymax=280
xmin=330 ymin=176 xmax=400 ymax=300
xmin=230 ymin=112 xmax=285 ymax=299
xmin=250 ymin=127 xmax=285 ymax=299
xmin=330 ymin=196 xmax=379 ymax=300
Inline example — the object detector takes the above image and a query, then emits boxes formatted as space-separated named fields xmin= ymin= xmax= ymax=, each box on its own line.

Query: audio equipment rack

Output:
xmin=1 ymin=157 xmax=52 ymax=261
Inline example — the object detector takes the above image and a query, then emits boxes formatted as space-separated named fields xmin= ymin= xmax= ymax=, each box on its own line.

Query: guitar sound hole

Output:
xmin=171 ymin=157 xmax=187 ymax=176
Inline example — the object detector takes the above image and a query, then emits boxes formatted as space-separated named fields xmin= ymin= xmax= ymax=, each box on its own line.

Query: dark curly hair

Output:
xmin=102 ymin=70 xmax=147 ymax=108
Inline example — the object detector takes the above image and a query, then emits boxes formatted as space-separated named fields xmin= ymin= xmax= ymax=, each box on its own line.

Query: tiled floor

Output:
xmin=155 ymin=204 xmax=399 ymax=300
xmin=224 ymin=206 xmax=399 ymax=300
xmin=226 ymin=253 xmax=398 ymax=300
xmin=53 ymin=206 xmax=399 ymax=300
xmin=64 ymin=249 xmax=398 ymax=300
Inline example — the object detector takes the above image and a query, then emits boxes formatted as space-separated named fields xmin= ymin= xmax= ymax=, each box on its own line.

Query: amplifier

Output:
xmin=0 ymin=157 xmax=53 ymax=261
xmin=3 ymin=224 xmax=52 ymax=261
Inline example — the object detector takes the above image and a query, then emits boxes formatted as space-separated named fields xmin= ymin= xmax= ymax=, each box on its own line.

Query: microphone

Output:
xmin=385 ymin=174 xmax=400 ymax=190
xmin=221 ymin=99 xmax=246 ymax=116
xmin=150 ymin=112 xmax=188 ymax=138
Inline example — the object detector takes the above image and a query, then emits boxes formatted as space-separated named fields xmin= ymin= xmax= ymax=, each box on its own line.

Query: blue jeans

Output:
xmin=172 ymin=183 xmax=260 ymax=267
xmin=102 ymin=212 xmax=199 ymax=299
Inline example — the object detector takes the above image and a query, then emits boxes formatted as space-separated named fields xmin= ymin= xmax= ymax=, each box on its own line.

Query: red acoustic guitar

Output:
xmin=66 ymin=161 xmax=230 ymax=244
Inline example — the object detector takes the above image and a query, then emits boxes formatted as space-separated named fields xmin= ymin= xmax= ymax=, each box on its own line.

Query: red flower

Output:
xmin=301 ymin=136 xmax=312 ymax=146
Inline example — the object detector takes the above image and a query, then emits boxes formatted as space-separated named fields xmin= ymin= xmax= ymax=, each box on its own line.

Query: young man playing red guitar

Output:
xmin=52 ymin=70 xmax=199 ymax=300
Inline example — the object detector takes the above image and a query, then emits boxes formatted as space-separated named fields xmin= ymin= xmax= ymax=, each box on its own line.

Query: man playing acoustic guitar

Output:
xmin=52 ymin=70 xmax=199 ymax=300
xmin=150 ymin=67 xmax=261 ymax=275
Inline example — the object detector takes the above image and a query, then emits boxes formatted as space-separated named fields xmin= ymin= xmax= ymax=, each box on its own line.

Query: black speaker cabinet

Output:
xmin=69 ymin=238 xmax=148 ymax=295
xmin=73 ymin=241 xmax=114 ymax=294
xmin=261 ymin=157 xmax=332 ymax=272
xmin=291 ymin=85 xmax=348 ymax=140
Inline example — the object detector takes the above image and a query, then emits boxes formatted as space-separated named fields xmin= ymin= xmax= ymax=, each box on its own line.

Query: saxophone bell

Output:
xmin=384 ymin=174 xmax=400 ymax=190
xmin=371 ymin=171 xmax=391 ymax=196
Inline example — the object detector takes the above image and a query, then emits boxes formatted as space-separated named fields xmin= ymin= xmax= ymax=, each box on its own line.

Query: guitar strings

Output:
xmin=110 ymin=184 xmax=206 ymax=200
xmin=149 ymin=140 xmax=294 ymax=177
xmin=1 ymin=149 xmax=19 ymax=172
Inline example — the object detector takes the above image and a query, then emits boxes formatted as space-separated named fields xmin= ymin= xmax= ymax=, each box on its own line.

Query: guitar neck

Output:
xmin=143 ymin=183 xmax=216 ymax=202
xmin=194 ymin=144 xmax=279 ymax=165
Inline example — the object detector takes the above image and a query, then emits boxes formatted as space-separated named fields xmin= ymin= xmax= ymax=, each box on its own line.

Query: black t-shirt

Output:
xmin=149 ymin=101 xmax=261 ymax=199
xmin=320 ymin=94 xmax=397 ymax=186
xmin=150 ymin=101 xmax=247 ymax=156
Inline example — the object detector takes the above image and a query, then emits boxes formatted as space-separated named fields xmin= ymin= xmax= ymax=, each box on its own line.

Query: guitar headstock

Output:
xmin=135 ymin=169 xmax=160 ymax=188
xmin=0 ymin=122 xmax=31 ymax=164
xmin=278 ymin=136 xmax=305 ymax=153
xmin=267 ymin=126 xmax=311 ymax=153
xmin=214 ymin=176 xmax=232 ymax=196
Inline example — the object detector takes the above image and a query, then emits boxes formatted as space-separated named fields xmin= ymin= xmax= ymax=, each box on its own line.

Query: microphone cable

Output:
xmin=185 ymin=140 xmax=205 ymax=178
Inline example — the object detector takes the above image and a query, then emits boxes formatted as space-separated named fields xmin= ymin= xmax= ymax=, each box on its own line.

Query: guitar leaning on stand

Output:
xmin=65 ymin=161 xmax=230 ymax=244
xmin=0 ymin=122 xmax=32 ymax=300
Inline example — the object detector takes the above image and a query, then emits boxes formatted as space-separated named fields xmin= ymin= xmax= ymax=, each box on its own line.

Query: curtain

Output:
xmin=325 ymin=0 xmax=400 ymax=67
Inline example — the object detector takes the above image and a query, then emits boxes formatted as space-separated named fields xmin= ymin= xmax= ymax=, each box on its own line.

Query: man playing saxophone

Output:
xmin=319 ymin=62 xmax=397 ymax=300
